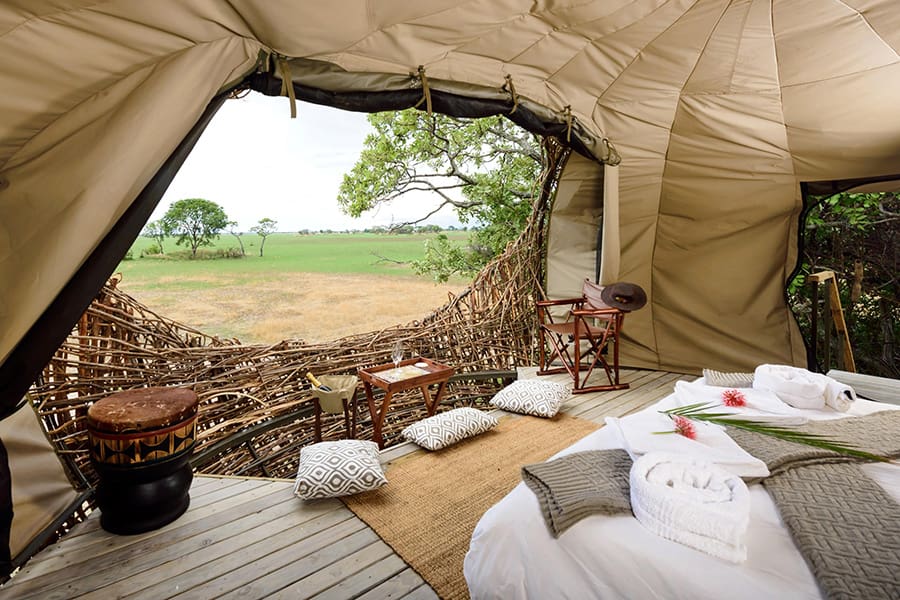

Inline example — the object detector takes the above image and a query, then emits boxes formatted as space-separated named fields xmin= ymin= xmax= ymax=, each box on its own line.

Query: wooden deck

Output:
xmin=1 ymin=367 xmax=693 ymax=599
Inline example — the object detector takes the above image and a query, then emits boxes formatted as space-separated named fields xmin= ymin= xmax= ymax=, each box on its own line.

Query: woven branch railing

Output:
xmin=28 ymin=139 xmax=571 ymax=485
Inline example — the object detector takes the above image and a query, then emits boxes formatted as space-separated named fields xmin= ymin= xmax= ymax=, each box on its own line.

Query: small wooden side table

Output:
xmin=358 ymin=357 xmax=455 ymax=449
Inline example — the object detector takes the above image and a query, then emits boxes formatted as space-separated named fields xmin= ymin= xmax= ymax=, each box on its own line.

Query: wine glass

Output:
xmin=391 ymin=341 xmax=405 ymax=372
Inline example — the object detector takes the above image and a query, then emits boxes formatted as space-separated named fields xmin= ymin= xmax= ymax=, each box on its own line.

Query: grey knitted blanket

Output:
xmin=728 ymin=410 xmax=900 ymax=600
xmin=727 ymin=409 xmax=900 ymax=481
xmin=521 ymin=449 xmax=632 ymax=537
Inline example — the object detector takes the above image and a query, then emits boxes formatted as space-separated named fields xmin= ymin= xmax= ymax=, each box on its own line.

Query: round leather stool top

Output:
xmin=88 ymin=387 xmax=198 ymax=433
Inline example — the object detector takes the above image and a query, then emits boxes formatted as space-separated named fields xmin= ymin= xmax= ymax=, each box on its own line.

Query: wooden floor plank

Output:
xmin=308 ymin=553 xmax=408 ymax=600
xmin=111 ymin=506 xmax=356 ymax=599
xmin=400 ymin=584 xmax=441 ymax=599
xmin=202 ymin=520 xmax=379 ymax=600
xmin=566 ymin=371 xmax=676 ymax=419
xmin=354 ymin=567 xmax=431 ymax=600
xmin=69 ymin=499 xmax=347 ymax=598
xmin=579 ymin=372 xmax=694 ymax=422
xmin=33 ymin=478 xmax=266 ymax=561
xmin=9 ymin=481 xmax=289 ymax=585
xmin=175 ymin=519 xmax=376 ymax=600
xmin=50 ymin=476 xmax=243 ymax=545
xmin=269 ymin=540 xmax=397 ymax=599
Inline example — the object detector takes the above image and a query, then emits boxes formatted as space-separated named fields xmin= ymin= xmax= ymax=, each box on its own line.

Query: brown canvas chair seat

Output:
xmin=537 ymin=279 xmax=643 ymax=394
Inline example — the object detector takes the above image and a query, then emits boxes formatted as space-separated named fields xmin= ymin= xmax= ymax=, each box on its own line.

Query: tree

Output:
xmin=161 ymin=198 xmax=229 ymax=257
xmin=250 ymin=217 xmax=278 ymax=257
xmin=338 ymin=109 xmax=543 ymax=281
xmin=227 ymin=220 xmax=246 ymax=256
xmin=141 ymin=219 xmax=166 ymax=254
xmin=789 ymin=192 xmax=899 ymax=377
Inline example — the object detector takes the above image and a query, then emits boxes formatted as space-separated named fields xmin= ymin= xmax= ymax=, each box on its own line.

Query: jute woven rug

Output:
xmin=342 ymin=413 xmax=601 ymax=599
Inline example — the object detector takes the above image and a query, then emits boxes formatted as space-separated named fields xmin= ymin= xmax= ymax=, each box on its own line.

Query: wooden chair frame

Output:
xmin=536 ymin=295 xmax=628 ymax=394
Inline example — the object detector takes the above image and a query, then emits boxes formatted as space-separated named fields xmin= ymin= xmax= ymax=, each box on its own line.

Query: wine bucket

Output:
xmin=312 ymin=375 xmax=358 ymax=441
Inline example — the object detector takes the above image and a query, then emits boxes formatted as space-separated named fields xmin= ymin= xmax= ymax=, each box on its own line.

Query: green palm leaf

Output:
xmin=661 ymin=402 xmax=890 ymax=463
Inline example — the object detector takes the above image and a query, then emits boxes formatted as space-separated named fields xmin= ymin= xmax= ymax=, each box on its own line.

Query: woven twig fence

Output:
xmin=29 ymin=139 xmax=570 ymax=485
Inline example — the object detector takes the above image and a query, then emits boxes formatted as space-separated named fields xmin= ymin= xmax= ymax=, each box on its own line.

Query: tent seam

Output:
xmin=650 ymin=0 xmax=732 ymax=371
xmin=770 ymin=0 xmax=804 ymax=365
xmin=338 ymin=0 xmax=518 ymax=58
xmin=779 ymin=59 xmax=900 ymax=89
xmin=542 ymin=0 xmax=681 ymax=82
xmin=725 ymin=0 xmax=753 ymax=94
xmin=594 ymin=0 xmax=701 ymax=105
xmin=832 ymin=0 xmax=900 ymax=58
xmin=0 ymin=0 xmax=115 ymax=40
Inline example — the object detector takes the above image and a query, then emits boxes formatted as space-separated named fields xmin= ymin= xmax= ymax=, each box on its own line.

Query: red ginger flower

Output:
xmin=672 ymin=415 xmax=696 ymax=440
xmin=722 ymin=388 xmax=747 ymax=407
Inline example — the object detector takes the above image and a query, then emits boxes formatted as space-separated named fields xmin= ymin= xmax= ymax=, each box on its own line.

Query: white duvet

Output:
xmin=464 ymin=393 xmax=899 ymax=599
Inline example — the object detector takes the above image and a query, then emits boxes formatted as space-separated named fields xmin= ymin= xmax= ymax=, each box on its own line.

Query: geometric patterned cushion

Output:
xmin=702 ymin=369 xmax=755 ymax=388
xmin=489 ymin=379 xmax=570 ymax=418
xmin=292 ymin=439 xmax=387 ymax=500
xmin=401 ymin=407 xmax=499 ymax=451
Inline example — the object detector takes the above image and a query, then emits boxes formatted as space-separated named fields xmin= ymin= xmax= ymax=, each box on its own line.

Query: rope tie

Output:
xmin=277 ymin=56 xmax=297 ymax=119
xmin=603 ymin=138 xmax=622 ymax=166
xmin=563 ymin=106 xmax=573 ymax=143
xmin=413 ymin=65 xmax=433 ymax=116
xmin=503 ymin=75 xmax=519 ymax=114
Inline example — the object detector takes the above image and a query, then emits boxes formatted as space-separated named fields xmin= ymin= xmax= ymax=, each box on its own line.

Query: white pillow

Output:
xmin=293 ymin=439 xmax=387 ymax=500
xmin=489 ymin=379 xmax=570 ymax=418
xmin=401 ymin=407 xmax=498 ymax=451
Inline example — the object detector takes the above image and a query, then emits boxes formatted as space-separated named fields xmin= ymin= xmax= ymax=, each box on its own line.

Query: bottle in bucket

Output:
xmin=306 ymin=372 xmax=333 ymax=392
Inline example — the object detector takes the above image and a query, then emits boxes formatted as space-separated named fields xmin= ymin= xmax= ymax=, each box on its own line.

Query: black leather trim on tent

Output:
xmin=245 ymin=72 xmax=597 ymax=162
xmin=804 ymin=173 xmax=900 ymax=196
xmin=0 ymin=439 xmax=12 ymax=581
xmin=0 ymin=93 xmax=230 ymax=420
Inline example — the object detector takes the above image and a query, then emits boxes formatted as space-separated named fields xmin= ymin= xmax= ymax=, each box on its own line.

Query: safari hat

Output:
xmin=600 ymin=282 xmax=647 ymax=312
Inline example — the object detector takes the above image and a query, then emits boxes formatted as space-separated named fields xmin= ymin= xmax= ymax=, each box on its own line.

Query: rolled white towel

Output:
xmin=630 ymin=452 xmax=750 ymax=563
xmin=753 ymin=364 xmax=825 ymax=409
xmin=753 ymin=364 xmax=856 ymax=413
xmin=823 ymin=378 xmax=857 ymax=412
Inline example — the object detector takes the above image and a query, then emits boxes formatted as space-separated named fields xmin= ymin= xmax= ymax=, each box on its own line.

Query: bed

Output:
xmin=463 ymin=386 xmax=900 ymax=599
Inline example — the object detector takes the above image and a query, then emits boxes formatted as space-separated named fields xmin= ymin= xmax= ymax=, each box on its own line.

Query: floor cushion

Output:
xmin=489 ymin=379 xmax=570 ymax=418
xmin=293 ymin=439 xmax=387 ymax=499
xmin=402 ymin=407 xmax=498 ymax=451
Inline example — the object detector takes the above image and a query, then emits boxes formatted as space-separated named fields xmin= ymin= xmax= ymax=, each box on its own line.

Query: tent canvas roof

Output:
xmin=2 ymin=1 xmax=899 ymax=409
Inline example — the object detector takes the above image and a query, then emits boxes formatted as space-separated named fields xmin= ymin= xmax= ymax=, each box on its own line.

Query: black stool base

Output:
xmin=94 ymin=453 xmax=193 ymax=535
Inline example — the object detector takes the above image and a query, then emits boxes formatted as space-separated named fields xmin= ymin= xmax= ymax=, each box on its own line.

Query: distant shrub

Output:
xmin=141 ymin=244 xmax=162 ymax=256
xmin=122 ymin=249 xmax=134 ymax=261
xmin=171 ymin=247 xmax=244 ymax=260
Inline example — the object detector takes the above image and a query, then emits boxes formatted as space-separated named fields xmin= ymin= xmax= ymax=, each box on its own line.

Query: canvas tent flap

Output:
xmin=0 ymin=402 xmax=78 ymax=559
xmin=547 ymin=152 xmax=604 ymax=304
xmin=0 ymin=29 xmax=262 ymax=371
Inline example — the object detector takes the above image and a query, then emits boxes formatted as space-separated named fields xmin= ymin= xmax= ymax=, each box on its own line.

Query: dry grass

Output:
xmin=118 ymin=273 xmax=465 ymax=344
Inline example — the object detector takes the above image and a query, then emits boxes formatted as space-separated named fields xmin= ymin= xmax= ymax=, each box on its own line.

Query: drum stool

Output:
xmin=87 ymin=387 xmax=198 ymax=534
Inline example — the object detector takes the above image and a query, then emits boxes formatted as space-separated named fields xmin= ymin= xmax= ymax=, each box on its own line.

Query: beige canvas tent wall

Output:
xmin=2 ymin=1 xmax=900 ymax=405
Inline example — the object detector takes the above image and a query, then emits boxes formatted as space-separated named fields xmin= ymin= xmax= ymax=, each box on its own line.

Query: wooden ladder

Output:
xmin=808 ymin=270 xmax=856 ymax=372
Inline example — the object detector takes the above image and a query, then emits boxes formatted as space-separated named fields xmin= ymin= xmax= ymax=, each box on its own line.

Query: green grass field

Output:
xmin=117 ymin=231 xmax=472 ymax=342
xmin=120 ymin=231 xmax=470 ymax=284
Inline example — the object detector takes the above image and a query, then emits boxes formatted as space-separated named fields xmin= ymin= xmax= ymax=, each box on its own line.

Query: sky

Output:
xmin=154 ymin=92 xmax=463 ymax=232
